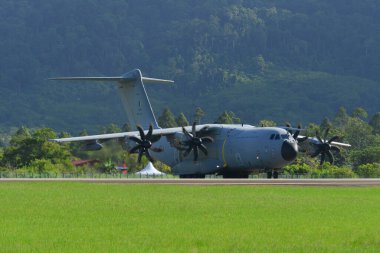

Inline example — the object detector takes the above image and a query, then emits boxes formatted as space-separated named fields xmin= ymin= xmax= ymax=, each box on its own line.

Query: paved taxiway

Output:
xmin=1 ymin=178 xmax=380 ymax=186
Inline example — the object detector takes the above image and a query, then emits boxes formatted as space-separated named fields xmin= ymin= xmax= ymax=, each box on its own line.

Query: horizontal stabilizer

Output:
xmin=48 ymin=76 xmax=174 ymax=84
xmin=49 ymin=69 xmax=174 ymax=84
xmin=141 ymin=77 xmax=174 ymax=84
xmin=48 ymin=76 xmax=124 ymax=81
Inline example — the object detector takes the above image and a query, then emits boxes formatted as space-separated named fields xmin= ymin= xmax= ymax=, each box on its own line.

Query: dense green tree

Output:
xmin=1 ymin=128 xmax=73 ymax=169
xmin=193 ymin=107 xmax=205 ymax=124
xmin=344 ymin=118 xmax=373 ymax=149
xmin=354 ymin=163 xmax=380 ymax=178
xmin=259 ymin=120 xmax=276 ymax=127
xmin=101 ymin=123 xmax=121 ymax=134
xmin=80 ymin=129 xmax=89 ymax=136
xmin=10 ymin=126 xmax=31 ymax=146
xmin=158 ymin=108 xmax=177 ymax=128
xmin=334 ymin=107 xmax=349 ymax=127
xmin=122 ymin=123 xmax=132 ymax=132
xmin=304 ymin=123 xmax=320 ymax=138
xmin=215 ymin=111 xmax=241 ymax=124
xmin=320 ymin=117 xmax=332 ymax=132
xmin=176 ymin=113 xmax=189 ymax=127
xmin=351 ymin=147 xmax=380 ymax=168
xmin=369 ymin=112 xmax=380 ymax=134
xmin=352 ymin=107 xmax=368 ymax=120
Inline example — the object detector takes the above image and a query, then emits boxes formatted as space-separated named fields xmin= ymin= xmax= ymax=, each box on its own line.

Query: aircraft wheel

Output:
xmin=267 ymin=171 xmax=272 ymax=179
xmin=273 ymin=171 xmax=279 ymax=179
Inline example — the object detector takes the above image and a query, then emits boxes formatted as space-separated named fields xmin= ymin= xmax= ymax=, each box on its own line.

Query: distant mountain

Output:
xmin=1 ymin=0 xmax=379 ymax=133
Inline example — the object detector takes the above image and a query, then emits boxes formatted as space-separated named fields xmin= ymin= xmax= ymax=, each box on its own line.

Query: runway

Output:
xmin=1 ymin=178 xmax=380 ymax=186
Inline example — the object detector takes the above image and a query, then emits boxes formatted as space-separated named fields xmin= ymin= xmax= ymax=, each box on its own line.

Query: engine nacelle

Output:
xmin=80 ymin=141 xmax=103 ymax=151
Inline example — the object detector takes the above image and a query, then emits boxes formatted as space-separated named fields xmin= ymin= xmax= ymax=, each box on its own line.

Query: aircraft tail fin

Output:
xmin=49 ymin=69 xmax=174 ymax=129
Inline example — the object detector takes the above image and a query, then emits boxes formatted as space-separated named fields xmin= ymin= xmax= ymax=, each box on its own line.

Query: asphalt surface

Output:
xmin=1 ymin=178 xmax=380 ymax=186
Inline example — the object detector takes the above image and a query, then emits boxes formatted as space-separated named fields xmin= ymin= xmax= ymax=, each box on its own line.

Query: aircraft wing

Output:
xmin=50 ymin=125 xmax=213 ymax=143
xmin=298 ymin=135 xmax=351 ymax=147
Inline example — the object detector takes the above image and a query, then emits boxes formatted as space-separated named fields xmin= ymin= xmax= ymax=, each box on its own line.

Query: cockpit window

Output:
xmin=281 ymin=134 xmax=288 ymax=139
xmin=270 ymin=134 xmax=275 ymax=140
xmin=275 ymin=134 xmax=280 ymax=140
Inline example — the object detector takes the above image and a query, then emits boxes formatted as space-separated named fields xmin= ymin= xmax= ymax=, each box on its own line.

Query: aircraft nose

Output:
xmin=281 ymin=140 xmax=298 ymax=161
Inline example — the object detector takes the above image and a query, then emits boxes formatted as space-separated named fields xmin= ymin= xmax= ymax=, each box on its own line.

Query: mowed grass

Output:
xmin=0 ymin=183 xmax=379 ymax=253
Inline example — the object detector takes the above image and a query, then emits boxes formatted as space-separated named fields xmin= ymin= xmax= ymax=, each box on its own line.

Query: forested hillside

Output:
xmin=1 ymin=0 xmax=380 ymax=133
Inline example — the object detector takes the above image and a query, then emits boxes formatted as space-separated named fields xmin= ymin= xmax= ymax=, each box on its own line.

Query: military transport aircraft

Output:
xmin=50 ymin=69 xmax=350 ymax=178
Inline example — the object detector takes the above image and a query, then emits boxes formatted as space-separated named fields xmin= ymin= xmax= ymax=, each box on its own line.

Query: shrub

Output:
xmin=355 ymin=163 xmax=380 ymax=178
xmin=284 ymin=163 xmax=312 ymax=175
xmin=312 ymin=163 xmax=357 ymax=178
xmin=19 ymin=159 xmax=59 ymax=173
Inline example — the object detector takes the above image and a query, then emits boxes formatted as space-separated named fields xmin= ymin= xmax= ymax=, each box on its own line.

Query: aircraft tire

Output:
xmin=267 ymin=171 xmax=273 ymax=179
xmin=273 ymin=171 xmax=279 ymax=179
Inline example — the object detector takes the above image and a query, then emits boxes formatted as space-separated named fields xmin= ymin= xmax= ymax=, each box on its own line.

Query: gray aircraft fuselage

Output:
xmin=128 ymin=124 xmax=298 ymax=176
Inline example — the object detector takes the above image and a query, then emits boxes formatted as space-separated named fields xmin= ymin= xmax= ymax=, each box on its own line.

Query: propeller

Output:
xmin=180 ymin=122 xmax=214 ymax=161
xmin=285 ymin=122 xmax=308 ymax=143
xmin=311 ymin=128 xmax=341 ymax=165
xmin=128 ymin=124 xmax=163 ymax=163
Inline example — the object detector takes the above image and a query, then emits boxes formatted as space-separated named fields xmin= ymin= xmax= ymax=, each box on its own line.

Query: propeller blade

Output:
xmin=137 ymin=125 xmax=145 ymax=139
xmin=150 ymin=135 xmax=161 ymax=143
xmin=146 ymin=124 xmax=153 ymax=139
xmin=179 ymin=122 xmax=212 ymax=161
xmin=182 ymin=126 xmax=193 ymax=139
xmin=193 ymin=145 xmax=199 ymax=161
xmin=331 ymin=146 xmax=341 ymax=153
xmin=138 ymin=150 xmax=144 ymax=163
xmin=145 ymin=150 xmax=155 ymax=163
xmin=286 ymin=122 xmax=293 ymax=134
xmin=316 ymin=130 xmax=323 ymax=143
xmin=320 ymin=153 xmax=326 ymax=165
xmin=201 ymin=136 xmax=214 ymax=143
xmin=129 ymin=145 xmax=141 ymax=154
xmin=311 ymin=149 xmax=321 ymax=158
xmin=130 ymin=125 xmax=161 ymax=163
xmin=327 ymin=150 xmax=334 ymax=164
xmin=323 ymin=128 xmax=330 ymax=142
xmin=129 ymin=136 xmax=142 ymax=144
xmin=199 ymin=144 xmax=208 ymax=156
xmin=293 ymin=124 xmax=301 ymax=139
xmin=328 ymin=136 xmax=339 ymax=144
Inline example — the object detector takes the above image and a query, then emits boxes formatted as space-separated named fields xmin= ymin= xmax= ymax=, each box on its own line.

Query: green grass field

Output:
xmin=0 ymin=183 xmax=379 ymax=253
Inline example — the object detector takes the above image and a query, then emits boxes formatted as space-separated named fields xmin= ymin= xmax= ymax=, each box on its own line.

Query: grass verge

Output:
xmin=0 ymin=183 xmax=379 ymax=252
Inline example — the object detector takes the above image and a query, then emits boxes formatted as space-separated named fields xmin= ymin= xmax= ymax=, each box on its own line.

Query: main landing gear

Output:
xmin=266 ymin=170 xmax=279 ymax=179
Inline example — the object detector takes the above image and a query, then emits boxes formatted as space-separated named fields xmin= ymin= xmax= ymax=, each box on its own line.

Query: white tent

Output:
xmin=136 ymin=162 xmax=166 ymax=176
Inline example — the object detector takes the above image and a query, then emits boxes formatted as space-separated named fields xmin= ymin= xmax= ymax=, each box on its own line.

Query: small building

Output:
xmin=72 ymin=159 xmax=101 ymax=167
